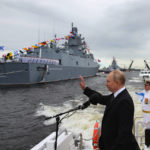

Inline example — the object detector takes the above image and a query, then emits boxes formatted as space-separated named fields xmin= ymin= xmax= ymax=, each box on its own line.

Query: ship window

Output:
xmin=76 ymin=61 xmax=78 ymax=65
xmin=59 ymin=59 xmax=62 ymax=65
xmin=56 ymin=49 xmax=59 ymax=53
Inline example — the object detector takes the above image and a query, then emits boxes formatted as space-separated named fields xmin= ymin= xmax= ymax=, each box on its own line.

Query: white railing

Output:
xmin=133 ymin=117 xmax=146 ymax=149
xmin=30 ymin=129 xmax=83 ymax=150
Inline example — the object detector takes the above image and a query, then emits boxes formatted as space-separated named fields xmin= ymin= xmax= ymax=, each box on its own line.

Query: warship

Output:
xmin=99 ymin=57 xmax=120 ymax=73
xmin=0 ymin=24 xmax=99 ymax=86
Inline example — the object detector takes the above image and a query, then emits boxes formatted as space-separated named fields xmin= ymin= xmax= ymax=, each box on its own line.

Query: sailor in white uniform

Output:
xmin=142 ymin=81 xmax=150 ymax=149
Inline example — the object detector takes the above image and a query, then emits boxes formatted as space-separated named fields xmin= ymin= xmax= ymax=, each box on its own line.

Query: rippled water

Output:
xmin=0 ymin=71 xmax=144 ymax=150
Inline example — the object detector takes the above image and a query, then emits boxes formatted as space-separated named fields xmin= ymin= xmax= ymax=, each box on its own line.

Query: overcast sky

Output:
xmin=0 ymin=0 xmax=150 ymax=68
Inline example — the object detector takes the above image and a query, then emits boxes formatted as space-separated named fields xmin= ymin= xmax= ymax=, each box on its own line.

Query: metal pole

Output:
xmin=55 ymin=116 xmax=60 ymax=150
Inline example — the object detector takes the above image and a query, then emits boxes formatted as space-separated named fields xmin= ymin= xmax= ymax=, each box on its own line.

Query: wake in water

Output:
xmin=35 ymin=99 xmax=104 ymax=149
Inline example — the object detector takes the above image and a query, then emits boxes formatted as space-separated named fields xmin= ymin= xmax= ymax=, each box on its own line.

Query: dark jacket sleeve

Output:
xmin=83 ymin=87 xmax=112 ymax=105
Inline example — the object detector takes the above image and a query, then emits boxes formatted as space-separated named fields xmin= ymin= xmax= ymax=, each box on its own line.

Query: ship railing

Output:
xmin=74 ymin=133 xmax=83 ymax=150
xmin=133 ymin=116 xmax=146 ymax=150
xmin=30 ymin=128 xmax=83 ymax=150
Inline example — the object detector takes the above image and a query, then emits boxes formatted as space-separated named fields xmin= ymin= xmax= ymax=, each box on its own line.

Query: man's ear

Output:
xmin=116 ymin=80 xmax=121 ymax=85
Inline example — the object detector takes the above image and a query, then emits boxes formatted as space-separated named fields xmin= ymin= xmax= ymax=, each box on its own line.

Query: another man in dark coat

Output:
xmin=80 ymin=70 xmax=140 ymax=150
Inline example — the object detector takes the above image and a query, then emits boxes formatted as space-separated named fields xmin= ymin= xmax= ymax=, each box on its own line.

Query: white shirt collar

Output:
xmin=114 ymin=86 xmax=126 ymax=98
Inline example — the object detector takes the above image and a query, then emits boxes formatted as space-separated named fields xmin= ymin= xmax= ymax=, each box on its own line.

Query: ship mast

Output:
xmin=39 ymin=47 xmax=42 ymax=58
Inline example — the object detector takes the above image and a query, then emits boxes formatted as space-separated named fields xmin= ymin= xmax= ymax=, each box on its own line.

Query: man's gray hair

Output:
xmin=112 ymin=70 xmax=126 ymax=85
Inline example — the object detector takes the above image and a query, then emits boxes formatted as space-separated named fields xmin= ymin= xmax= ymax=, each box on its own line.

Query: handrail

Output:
xmin=133 ymin=116 xmax=146 ymax=148
xmin=133 ymin=116 xmax=143 ymax=135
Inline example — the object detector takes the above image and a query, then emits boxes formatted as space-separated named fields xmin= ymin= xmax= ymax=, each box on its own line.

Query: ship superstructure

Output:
xmin=109 ymin=57 xmax=120 ymax=71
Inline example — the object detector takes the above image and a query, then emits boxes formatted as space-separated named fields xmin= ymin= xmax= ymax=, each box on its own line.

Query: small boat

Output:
xmin=139 ymin=69 xmax=150 ymax=80
xmin=139 ymin=60 xmax=150 ymax=81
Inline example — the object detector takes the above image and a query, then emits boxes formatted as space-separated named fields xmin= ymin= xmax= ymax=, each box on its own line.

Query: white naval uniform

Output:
xmin=142 ymin=90 xmax=150 ymax=128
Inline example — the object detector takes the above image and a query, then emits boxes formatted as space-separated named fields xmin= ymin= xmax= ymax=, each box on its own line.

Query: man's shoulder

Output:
xmin=117 ymin=89 xmax=133 ymax=101
xmin=117 ymin=88 xmax=128 ymax=97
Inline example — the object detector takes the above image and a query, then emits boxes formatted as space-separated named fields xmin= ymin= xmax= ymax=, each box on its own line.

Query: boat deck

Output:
xmin=31 ymin=116 xmax=149 ymax=150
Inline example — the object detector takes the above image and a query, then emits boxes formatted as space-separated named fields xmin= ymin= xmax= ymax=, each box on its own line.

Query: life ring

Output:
xmin=93 ymin=121 xmax=101 ymax=150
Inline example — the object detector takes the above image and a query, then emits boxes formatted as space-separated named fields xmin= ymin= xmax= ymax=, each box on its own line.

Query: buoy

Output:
xmin=93 ymin=121 xmax=101 ymax=150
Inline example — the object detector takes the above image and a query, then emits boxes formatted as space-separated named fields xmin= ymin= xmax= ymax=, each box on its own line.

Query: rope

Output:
xmin=83 ymin=131 xmax=99 ymax=141
xmin=82 ymin=137 xmax=93 ymax=141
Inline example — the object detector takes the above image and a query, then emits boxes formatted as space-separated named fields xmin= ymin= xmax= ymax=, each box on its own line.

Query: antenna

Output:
xmin=52 ymin=17 xmax=55 ymax=38
xmin=54 ymin=34 xmax=57 ymax=45
xmin=37 ymin=16 xmax=41 ymax=43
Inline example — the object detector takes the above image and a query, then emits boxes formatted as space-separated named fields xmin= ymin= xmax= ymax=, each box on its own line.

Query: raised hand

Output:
xmin=80 ymin=75 xmax=86 ymax=90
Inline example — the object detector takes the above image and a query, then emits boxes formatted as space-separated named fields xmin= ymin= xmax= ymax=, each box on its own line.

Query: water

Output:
xmin=0 ymin=71 xmax=144 ymax=150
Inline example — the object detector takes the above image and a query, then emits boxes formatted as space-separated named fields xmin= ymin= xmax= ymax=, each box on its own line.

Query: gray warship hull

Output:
xmin=0 ymin=25 xmax=99 ymax=86
xmin=0 ymin=62 xmax=98 ymax=86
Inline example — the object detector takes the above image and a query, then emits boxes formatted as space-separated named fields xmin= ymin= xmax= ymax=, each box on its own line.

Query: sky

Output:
xmin=0 ymin=0 xmax=150 ymax=68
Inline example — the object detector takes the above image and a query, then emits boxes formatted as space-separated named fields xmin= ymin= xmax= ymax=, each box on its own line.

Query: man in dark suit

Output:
xmin=80 ymin=70 xmax=140 ymax=150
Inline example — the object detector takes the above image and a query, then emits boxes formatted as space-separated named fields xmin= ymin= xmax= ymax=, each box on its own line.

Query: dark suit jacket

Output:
xmin=84 ymin=87 xmax=140 ymax=150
